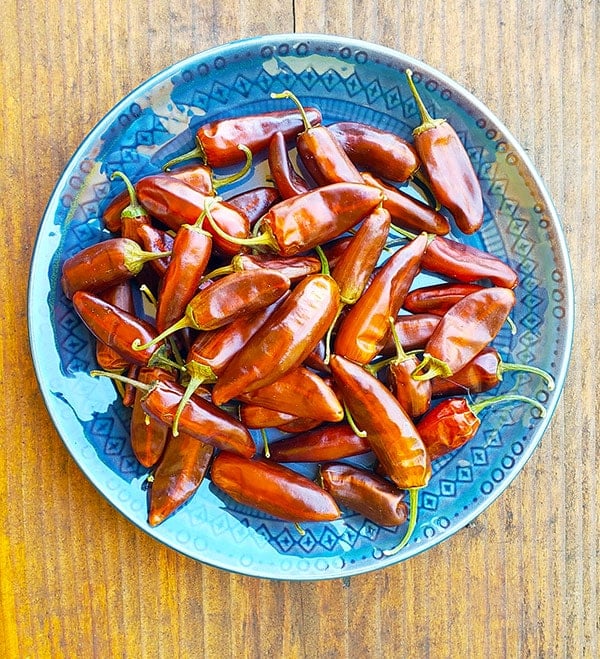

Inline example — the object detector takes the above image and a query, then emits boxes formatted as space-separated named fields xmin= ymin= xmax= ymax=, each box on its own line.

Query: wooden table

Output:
xmin=2 ymin=1 xmax=597 ymax=656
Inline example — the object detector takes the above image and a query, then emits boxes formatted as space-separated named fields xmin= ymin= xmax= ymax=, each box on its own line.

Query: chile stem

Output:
xmin=499 ymin=361 xmax=555 ymax=390
xmin=469 ymin=393 xmax=546 ymax=418
xmin=110 ymin=171 xmax=146 ymax=218
xmin=90 ymin=369 xmax=151 ymax=392
xmin=170 ymin=361 xmax=217 ymax=437
xmin=202 ymin=197 xmax=279 ymax=252
xmin=343 ymin=402 xmax=367 ymax=438
xmin=405 ymin=69 xmax=446 ymax=135
xmin=211 ymin=145 xmax=253 ymax=188
xmin=162 ymin=138 xmax=208 ymax=171
xmin=382 ymin=487 xmax=420 ymax=556
xmin=132 ymin=316 xmax=190 ymax=352
xmin=411 ymin=353 xmax=453 ymax=381
xmin=260 ymin=428 xmax=270 ymax=458
xmin=270 ymin=90 xmax=314 ymax=132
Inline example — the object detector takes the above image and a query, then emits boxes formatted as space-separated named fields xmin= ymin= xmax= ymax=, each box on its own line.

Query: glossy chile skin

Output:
xmin=334 ymin=232 xmax=428 ymax=364
xmin=329 ymin=355 xmax=431 ymax=490
xmin=380 ymin=313 xmax=441 ymax=354
xmin=118 ymin=190 xmax=173 ymax=278
xmin=403 ymin=282 xmax=484 ymax=316
xmin=72 ymin=290 xmax=159 ymax=366
xmin=422 ymin=236 xmax=518 ymax=289
xmin=416 ymin=398 xmax=481 ymax=460
xmin=102 ymin=163 xmax=215 ymax=233
xmin=140 ymin=380 xmax=256 ymax=458
xmin=224 ymin=186 xmax=281 ymax=226
xmin=95 ymin=281 xmax=136 ymax=372
xmin=414 ymin=121 xmax=483 ymax=234
xmin=148 ymin=430 xmax=215 ymax=527
xmin=327 ymin=121 xmax=420 ymax=183
xmin=61 ymin=237 xmax=166 ymax=299
xmin=268 ymin=130 xmax=311 ymax=199
xmin=388 ymin=355 xmax=433 ymax=419
xmin=192 ymin=107 xmax=323 ymax=167
xmin=261 ymin=182 xmax=384 ymax=256
xmin=155 ymin=224 xmax=212 ymax=333
xmin=361 ymin=172 xmax=451 ymax=236
xmin=187 ymin=295 xmax=287 ymax=376
xmin=296 ymin=123 xmax=365 ymax=186
xmin=183 ymin=269 xmax=291 ymax=332
xmin=239 ymin=404 xmax=319 ymax=433
xmin=430 ymin=346 xmax=534 ymax=398
xmin=211 ymin=273 xmax=340 ymax=405
xmin=268 ymin=424 xmax=371 ymax=463
xmin=124 ymin=222 xmax=173 ymax=278
xmin=406 ymin=70 xmax=483 ymax=234
xmin=319 ymin=462 xmax=409 ymax=527
xmin=130 ymin=367 xmax=175 ymax=468
xmin=235 ymin=366 xmax=344 ymax=423
xmin=417 ymin=286 xmax=516 ymax=379
xmin=134 ymin=175 xmax=249 ymax=256
xmin=331 ymin=205 xmax=392 ymax=305
xmin=210 ymin=452 xmax=341 ymax=523
xmin=225 ymin=253 xmax=322 ymax=283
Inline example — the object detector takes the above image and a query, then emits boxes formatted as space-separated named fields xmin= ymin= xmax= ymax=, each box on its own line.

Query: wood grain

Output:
xmin=1 ymin=0 xmax=598 ymax=656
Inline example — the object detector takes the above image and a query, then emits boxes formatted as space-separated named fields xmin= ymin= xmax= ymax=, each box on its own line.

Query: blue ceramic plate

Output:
xmin=28 ymin=35 xmax=573 ymax=580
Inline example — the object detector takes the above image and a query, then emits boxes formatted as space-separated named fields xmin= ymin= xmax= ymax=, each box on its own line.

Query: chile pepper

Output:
xmin=269 ymin=423 xmax=371 ymax=463
xmin=262 ymin=182 xmax=384 ymax=256
xmin=185 ymin=295 xmax=287 ymax=376
xmin=272 ymin=90 xmax=364 ymax=186
xmin=268 ymin=130 xmax=311 ymax=198
xmin=211 ymin=272 xmax=340 ymax=405
xmin=154 ymin=221 xmax=212 ymax=333
xmin=411 ymin=286 xmax=517 ymax=380
xmin=331 ymin=205 xmax=391 ymax=305
xmin=92 ymin=371 xmax=256 ymax=458
xmin=405 ymin=68 xmax=484 ymax=234
xmin=361 ymin=172 xmax=451 ymax=236
xmin=239 ymin=404 xmax=312 ymax=430
xmin=148 ymin=430 xmax=215 ymax=526
xmin=327 ymin=121 xmax=421 ymax=183
xmin=110 ymin=170 xmax=174 ymax=278
xmin=334 ymin=232 xmax=428 ymax=364
xmin=210 ymin=452 xmax=341 ymax=524
xmin=134 ymin=174 xmax=249 ymax=256
xmin=431 ymin=346 xmax=556 ymax=398
xmin=236 ymin=366 xmax=344 ymax=423
xmin=382 ymin=317 xmax=432 ymax=419
xmin=73 ymin=290 xmax=160 ymax=366
xmin=417 ymin=393 xmax=546 ymax=460
xmin=130 ymin=366 xmax=175 ymax=468
xmin=329 ymin=355 xmax=430 ymax=489
xmin=94 ymin=281 xmax=136 ymax=373
xmin=329 ymin=354 xmax=430 ymax=553
xmin=206 ymin=182 xmax=385 ymax=258
xmin=420 ymin=234 xmax=519 ymax=289
xmin=162 ymin=107 xmax=323 ymax=169
xmin=224 ymin=186 xmax=281 ymax=226
xmin=103 ymin=163 xmax=216 ymax=233
xmin=403 ymin=282 xmax=485 ymax=316
xmin=319 ymin=463 xmax=409 ymax=527
xmin=133 ymin=269 xmax=291 ymax=352
xmin=204 ymin=252 xmax=322 ymax=283
xmin=381 ymin=313 xmax=441 ymax=354
xmin=61 ymin=237 xmax=171 ymax=300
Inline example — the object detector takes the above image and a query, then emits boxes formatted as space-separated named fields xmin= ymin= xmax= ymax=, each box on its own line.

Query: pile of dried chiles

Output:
xmin=61 ymin=71 xmax=554 ymax=555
